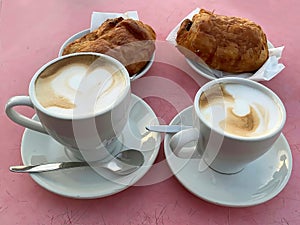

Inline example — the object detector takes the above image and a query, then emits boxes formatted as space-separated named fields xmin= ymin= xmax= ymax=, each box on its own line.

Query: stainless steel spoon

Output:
xmin=9 ymin=149 xmax=144 ymax=175
xmin=146 ymin=125 xmax=192 ymax=133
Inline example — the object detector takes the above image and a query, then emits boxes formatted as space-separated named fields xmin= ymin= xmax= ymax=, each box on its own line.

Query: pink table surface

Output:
xmin=1 ymin=0 xmax=300 ymax=224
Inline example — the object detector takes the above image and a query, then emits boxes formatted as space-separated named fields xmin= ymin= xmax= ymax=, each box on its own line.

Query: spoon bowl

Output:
xmin=9 ymin=149 xmax=144 ymax=176
xmin=101 ymin=149 xmax=145 ymax=175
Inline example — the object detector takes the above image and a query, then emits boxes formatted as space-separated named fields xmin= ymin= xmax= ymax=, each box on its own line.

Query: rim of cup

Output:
xmin=193 ymin=77 xmax=287 ymax=141
xmin=29 ymin=52 xmax=131 ymax=120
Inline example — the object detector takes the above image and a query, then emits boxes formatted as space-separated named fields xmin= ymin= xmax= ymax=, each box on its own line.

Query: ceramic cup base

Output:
xmin=207 ymin=164 xmax=244 ymax=175
xmin=170 ymin=143 xmax=246 ymax=175
xmin=63 ymin=139 xmax=123 ymax=162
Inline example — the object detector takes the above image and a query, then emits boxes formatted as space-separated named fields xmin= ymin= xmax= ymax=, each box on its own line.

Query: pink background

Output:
xmin=1 ymin=0 xmax=300 ymax=224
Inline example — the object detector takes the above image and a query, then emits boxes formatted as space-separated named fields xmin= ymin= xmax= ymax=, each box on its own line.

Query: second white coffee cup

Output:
xmin=169 ymin=77 xmax=286 ymax=174
xmin=5 ymin=53 xmax=131 ymax=162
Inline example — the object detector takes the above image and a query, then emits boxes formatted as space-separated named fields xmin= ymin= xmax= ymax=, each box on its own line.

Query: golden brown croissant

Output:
xmin=63 ymin=17 xmax=156 ymax=76
xmin=176 ymin=9 xmax=269 ymax=73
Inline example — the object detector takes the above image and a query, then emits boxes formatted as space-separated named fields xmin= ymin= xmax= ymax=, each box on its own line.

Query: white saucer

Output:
xmin=20 ymin=94 xmax=161 ymax=199
xmin=164 ymin=106 xmax=292 ymax=207
xmin=186 ymin=58 xmax=252 ymax=80
xmin=58 ymin=29 xmax=155 ymax=81
xmin=58 ymin=29 xmax=90 ymax=56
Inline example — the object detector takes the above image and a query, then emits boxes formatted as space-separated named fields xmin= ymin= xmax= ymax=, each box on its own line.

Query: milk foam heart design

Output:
xmin=35 ymin=59 xmax=127 ymax=117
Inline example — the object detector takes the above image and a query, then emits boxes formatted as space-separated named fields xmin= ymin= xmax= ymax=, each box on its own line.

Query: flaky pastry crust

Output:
xmin=63 ymin=17 xmax=156 ymax=76
xmin=176 ymin=9 xmax=269 ymax=73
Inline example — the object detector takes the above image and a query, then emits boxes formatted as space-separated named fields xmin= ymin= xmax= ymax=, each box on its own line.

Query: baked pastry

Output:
xmin=63 ymin=17 xmax=156 ymax=76
xmin=176 ymin=9 xmax=269 ymax=73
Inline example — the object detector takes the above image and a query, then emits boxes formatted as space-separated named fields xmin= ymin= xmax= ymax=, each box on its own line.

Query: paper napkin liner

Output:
xmin=90 ymin=11 xmax=139 ymax=31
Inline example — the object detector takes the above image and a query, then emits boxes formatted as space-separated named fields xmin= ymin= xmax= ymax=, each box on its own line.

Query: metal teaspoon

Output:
xmin=146 ymin=125 xmax=192 ymax=133
xmin=9 ymin=149 xmax=144 ymax=176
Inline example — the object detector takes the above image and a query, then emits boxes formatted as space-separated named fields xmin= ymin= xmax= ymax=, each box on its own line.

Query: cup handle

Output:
xmin=169 ymin=128 xmax=200 ymax=158
xmin=5 ymin=96 xmax=48 ymax=134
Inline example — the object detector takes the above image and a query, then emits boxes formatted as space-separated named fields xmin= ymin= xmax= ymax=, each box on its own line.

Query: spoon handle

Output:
xmin=146 ymin=125 xmax=192 ymax=133
xmin=10 ymin=161 xmax=89 ymax=173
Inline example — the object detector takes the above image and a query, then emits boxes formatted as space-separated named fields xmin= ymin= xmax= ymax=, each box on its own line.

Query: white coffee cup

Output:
xmin=169 ymin=77 xmax=286 ymax=174
xmin=5 ymin=53 xmax=131 ymax=161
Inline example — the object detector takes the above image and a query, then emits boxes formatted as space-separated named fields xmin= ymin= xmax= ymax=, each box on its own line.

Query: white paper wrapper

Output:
xmin=90 ymin=11 xmax=139 ymax=31
xmin=166 ymin=8 xmax=285 ymax=81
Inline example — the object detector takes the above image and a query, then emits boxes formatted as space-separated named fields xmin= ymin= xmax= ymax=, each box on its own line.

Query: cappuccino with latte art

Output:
xmin=199 ymin=82 xmax=283 ymax=138
xmin=35 ymin=55 xmax=128 ymax=117
xmin=5 ymin=53 xmax=132 ymax=161
xmin=169 ymin=77 xmax=286 ymax=174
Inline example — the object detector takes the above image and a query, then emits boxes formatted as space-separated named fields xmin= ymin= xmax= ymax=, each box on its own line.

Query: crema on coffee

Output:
xmin=199 ymin=82 xmax=283 ymax=137
xmin=35 ymin=55 xmax=127 ymax=117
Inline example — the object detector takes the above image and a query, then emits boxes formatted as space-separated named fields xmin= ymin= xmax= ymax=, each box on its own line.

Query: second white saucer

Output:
xmin=164 ymin=106 xmax=292 ymax=207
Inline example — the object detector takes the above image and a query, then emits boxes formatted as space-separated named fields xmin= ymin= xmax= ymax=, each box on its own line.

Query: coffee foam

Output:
xmin=199 ymin=83 xmax=283 ymax=137
xmin=35 ymin=59 xmax=127 ymax=117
